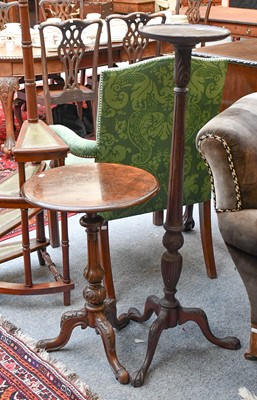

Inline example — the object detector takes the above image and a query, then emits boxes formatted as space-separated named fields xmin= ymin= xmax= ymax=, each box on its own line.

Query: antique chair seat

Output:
xmin=51 ymin=55 xmax=229 ymax=301
xmin=196 ymin=92 xmax=257 ymax=361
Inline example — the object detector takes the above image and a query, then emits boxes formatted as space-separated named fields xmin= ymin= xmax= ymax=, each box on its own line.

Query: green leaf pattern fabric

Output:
xmin=95 ymin=55 xmax=228 ymax=221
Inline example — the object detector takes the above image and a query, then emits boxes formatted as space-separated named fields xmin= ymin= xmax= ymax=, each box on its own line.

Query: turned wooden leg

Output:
xmin=152 ymin=210 xmax=164 ymax=226
xmin=182 ymin=204 xmax=195 ymax=231
xmin=99 ymin=221 xmax=116 ymax=301
xmin=0 ymin=77 xmax=19 ymax=155
xmin=245 ymin=324 xmax=257 ymax=361
xmin=21 ymin=208 xmax=33 ymax=287
xmin=47 ymin=210 xmax=60 ymax=248
xmin=199 ymin=200 xmax=217 ymax=279
xmin=37 ymin=212 xmax=129 ymax=384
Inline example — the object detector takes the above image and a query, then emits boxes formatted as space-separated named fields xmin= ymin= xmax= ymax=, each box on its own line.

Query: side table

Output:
xmin=126 ymin=24 xmax=241 ymax=386
xmin=21 ymin=162 xmax=159 ymax=384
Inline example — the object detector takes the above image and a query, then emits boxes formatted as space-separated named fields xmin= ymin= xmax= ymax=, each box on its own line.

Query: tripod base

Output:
xmin=128 ymin=295 xmax=241 ymax=387
xmin=36 ymin=305 xmax=130 ymax=384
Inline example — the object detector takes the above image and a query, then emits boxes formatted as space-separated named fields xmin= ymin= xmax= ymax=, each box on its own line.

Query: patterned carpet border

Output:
xmin=0 ymin=314 xmax=99 ymax=400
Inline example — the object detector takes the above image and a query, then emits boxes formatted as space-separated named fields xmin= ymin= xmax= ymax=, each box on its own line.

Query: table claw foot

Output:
xmin=36 ymin=309 xmax=88 ymax=352
xmin=128 ymin=295 xmax=160 ymax=323
xmin=105 ymin=299 xmax=130 ymax=330
xmin=130 ymin=313 xmax=165 ymax=387
xmin=130 ymin=368 xmax=146 ymax=388
xmin=244 ymin=351 xmax=257 ymax=361
xmin=95 ymin=313 xmax=130 ymax=384
xmin=178 ymin=306 xmax=241 ymax=350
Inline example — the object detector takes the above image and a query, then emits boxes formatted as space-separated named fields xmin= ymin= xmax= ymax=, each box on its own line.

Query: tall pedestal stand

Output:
xmin=127 ymin=24 xmax=241 ymax=387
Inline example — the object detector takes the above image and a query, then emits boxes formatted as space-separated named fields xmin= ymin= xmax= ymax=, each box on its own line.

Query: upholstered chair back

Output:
xmin=94 ymin=55 xmax=228 ymax=221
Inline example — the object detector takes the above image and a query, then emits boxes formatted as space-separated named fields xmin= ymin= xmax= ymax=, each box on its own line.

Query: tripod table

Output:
xmin=126 ymin=24 xmax=241 ymax=387
xmin=21 ymin=162 xmax=159 ymax=384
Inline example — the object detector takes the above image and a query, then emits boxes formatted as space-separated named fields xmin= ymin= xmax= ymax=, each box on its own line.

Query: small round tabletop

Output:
xmin=21 ymin=163 xmax=160 ymax=214
xmin=139 ymin=24 xmax=231 ymax=46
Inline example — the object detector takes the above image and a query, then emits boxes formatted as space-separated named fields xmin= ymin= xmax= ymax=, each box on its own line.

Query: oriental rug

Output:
xmin=0 ymin=315 xmax=99 ymax=400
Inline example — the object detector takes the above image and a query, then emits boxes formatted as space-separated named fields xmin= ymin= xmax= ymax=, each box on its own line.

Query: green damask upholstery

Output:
xmin=52 ymin=55 xmax=228 ymax=221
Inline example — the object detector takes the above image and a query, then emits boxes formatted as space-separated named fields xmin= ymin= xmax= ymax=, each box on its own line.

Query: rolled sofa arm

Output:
xmin=196 ymin=93 xmax=257 ymax=212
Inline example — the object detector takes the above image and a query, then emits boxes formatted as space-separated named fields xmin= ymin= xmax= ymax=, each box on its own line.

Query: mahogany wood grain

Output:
xmin=182 ymin=5 xmax=257 ymax=39
xmin=113 ymin=0 xmax=155 ymax=14
xmin=193 ymin=38 xmax=257 ymax=111
xmin=22 ymin=162 xmax=159 ymax=384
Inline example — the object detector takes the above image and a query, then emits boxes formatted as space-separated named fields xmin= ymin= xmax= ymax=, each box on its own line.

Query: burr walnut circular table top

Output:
xmin=21 ymin=162 xmax=159 ymax=384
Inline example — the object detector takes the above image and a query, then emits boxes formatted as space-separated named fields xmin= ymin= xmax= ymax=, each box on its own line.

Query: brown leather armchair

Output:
xmin=196 ymin=92 xmax=257 ymax=361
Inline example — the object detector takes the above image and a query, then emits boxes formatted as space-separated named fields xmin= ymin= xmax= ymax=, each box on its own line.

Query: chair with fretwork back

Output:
xmin=175 ymin=0 xmax=213 ymax=47
xmin=176 ymin=0 xmax=213 ymax=23
xmin=39 ymin=0 xmax=84 ymax=21
xmin=0 ymin=1 xmax=18 ymax=29
xmin=106 ymin=11 xmax=166 ymax=68
xmin=51 ymin=55 xmax=228 ymax=300
xmin=16 ymin=18 xmax=102 ymax=132
xmin=86 ymin=11 xmax=167 ymax=95
xmin=14 ymin=2 xmax=89 ymax=130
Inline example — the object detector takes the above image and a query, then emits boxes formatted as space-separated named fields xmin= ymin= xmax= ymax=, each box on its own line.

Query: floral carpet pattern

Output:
xmin=0 ymin=315 xmax=98 ymax=400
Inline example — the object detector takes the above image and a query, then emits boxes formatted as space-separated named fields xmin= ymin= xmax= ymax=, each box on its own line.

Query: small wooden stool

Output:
xmin=22 ymin=162 xmax=159 ymax=384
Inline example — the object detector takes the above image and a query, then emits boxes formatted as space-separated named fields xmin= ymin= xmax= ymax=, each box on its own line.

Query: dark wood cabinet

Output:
xmin=84 ymin=0 xmax=113 ymax=18
xmin=229 ymin=0 xmax=257 ymax=9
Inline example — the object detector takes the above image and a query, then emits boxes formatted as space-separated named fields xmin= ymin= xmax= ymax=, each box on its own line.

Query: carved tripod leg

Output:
xmin=128 ymin=295 xmax=161 ymax=323
xmin=95 ymin=313 xmax=129 ymax=384
xmin=36 ymin=309 xmax=88 ymax=351
xmin=130 ymin=311 xmax=166 ymax=387
xmin=0 ymin=77 xmax=19 ymax=155
xmin=178 ymin=306 xmax=241 ymax=350
xmin=104 ymin=299 xmax=131 ymax=330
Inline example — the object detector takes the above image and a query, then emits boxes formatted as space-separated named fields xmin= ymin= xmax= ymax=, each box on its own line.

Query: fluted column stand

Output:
xmin=127 ymin=25 xmax=241 ymax=387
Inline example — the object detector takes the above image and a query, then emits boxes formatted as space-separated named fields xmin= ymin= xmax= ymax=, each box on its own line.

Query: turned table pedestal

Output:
xmin=22 ymin=162 xmax=159 ymax=384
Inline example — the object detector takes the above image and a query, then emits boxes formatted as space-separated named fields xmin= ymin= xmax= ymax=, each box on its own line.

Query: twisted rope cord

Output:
xmin=197 ymin=133 xmax=242 ymax=213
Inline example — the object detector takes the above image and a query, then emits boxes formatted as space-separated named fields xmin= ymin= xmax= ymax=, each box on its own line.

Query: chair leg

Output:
xmin=183 ymin=204 xmax=195 ymax=231
xmin=13 ymin=98 xmax=25 ymax=130
xmin=225 ymin=243 xmax=257 ymax=360
xmin=153 ymin=210 xmax=164 ymax=226
xmin=199 ymin=200 xmax=217 ymax=279
xmin=47 ymin=210 xmax=60 ymax=248
xmin=99 ymin=221 xmax=116 ymax=301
